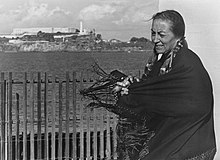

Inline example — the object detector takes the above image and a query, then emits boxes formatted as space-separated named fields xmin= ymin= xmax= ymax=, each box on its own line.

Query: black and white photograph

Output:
xmin=0 ymin=0 xmax=219 ymax=159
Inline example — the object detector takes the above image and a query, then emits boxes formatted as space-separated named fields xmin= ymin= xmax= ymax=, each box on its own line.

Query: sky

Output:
xmin=0 ymin=0 xmax=159 ymax=41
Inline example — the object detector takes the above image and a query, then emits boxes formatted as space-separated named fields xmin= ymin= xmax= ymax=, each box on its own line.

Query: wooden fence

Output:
xmin=0 ymin=71 xmax=118 ymax=160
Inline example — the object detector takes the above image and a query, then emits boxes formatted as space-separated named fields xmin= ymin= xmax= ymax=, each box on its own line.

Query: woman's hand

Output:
xmin=112 ymin=76 xmax=140 ymax=95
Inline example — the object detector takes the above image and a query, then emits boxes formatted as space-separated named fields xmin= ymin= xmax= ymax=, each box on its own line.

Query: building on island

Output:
xmin=12 ymin=27 xmax=77 ymax=35
xmin=0 ymin=21 xmax=91 ymax=40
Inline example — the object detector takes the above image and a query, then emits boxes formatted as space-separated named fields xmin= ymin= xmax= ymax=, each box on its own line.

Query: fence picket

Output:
xmin=23 ymin=72 xmax=27 ymax=160
xmin=51 ymin=74 xmax=56 ymax=160
xmin=58 ymin=79 xmax=63 ymax=160
xmin=44 ymin=72 xmax=49 ymax=160
xmin=80 ymin=72 xmax=84 ymax=160
xmin=5 ymin=78 xmax=8 ymax=160
xmin=106 ymin=111 xmax=111 ymax=160
xmin=100 ymin=109 xmax=104 ymax=160
xmin=65 ymin=72 xmax=70 ymax=160
xmin=72 ymin=72 xmax=77 ymax=160
xmin=80 ymin=104 xmax=84 ymax=160
xmin=37 ymin=72 xmax=42 ymax=159
xmin=8 ymin=72 xmax=13 ymax=160
xmin=30 ymin=72 xmax=35 ymax=160
xmin=93 ymin=108 xmax=98 ymax=160
xmin=0 ymin=73 xmax=5 ymax=160
xmin=86 ymin=107 xmax=91 ymax=160
xmin=15 ymin=93 xmax=20 ymax=160
xmin=113 ymin=114 xmax=118 ymax=160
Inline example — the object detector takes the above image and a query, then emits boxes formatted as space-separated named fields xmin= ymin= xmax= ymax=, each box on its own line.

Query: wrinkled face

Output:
xmin=151 ymin=19 xmax=179 ymax=54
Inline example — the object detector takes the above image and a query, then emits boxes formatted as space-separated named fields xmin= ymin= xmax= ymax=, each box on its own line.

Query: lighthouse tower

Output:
xmin=80 ymin=21 xmax=83 ymax=34
xmin=78 ymin=21 xmax=88 ymax=36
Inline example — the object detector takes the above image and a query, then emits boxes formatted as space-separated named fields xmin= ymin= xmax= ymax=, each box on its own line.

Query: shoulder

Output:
xmin=173 ymin=47 xmax=204 ymax=68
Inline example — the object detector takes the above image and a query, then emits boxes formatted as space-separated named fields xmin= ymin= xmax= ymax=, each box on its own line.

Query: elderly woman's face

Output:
xmin=151 ymin=19 xmax=179 ymax=54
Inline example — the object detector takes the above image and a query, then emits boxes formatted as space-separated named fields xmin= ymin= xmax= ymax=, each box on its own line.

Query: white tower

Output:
xmin=80 ymin=21 xmax=83 ymax=34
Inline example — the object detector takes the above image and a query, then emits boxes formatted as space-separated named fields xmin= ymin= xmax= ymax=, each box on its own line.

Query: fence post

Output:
xmin=65 ymin=72 xmax=70 ymax=160
xmin=8 ymin=72 xmax=13 ymax=160
xmin=86 ymin=107 xmax=91 ymax=160
xmin=80 ymin=71 xmax=84 ymax=160
xmin=72 ymin=72 xmax=77 ymax=160
xmin=15 ymin=93 xmax=20 ymax=160
xmin=100 ymin=109 xmax=104 ymax=160
xmin=113 ymin=114 xmax=118 ymax=160
xmin=44 ymin=72 xmax=49 ymax=160
xmin=1 ymin=73 xmax=6 ymax=160
xmin=23 ymin=72 xmax=27 ymax=160
xmin=30 ymin=72 xmax=35 ymax=160
xmin=93 ymin=108 xmax=98 ymax=160
xmin=106 ymin=111 xmax=111 ymax=160
xmin=37 ymin=72 xmax=42 ymax=159
xmin=85 ymin=72 xmax=91 ymax=160
xmin=58 ymin=78 xmax=63 ymax=160
xmin=51 ymin=74 xmax=56 ymax=160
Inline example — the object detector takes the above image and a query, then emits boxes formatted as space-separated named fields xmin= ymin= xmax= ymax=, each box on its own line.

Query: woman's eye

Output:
xmin=159 ymin=34 xmax=166 ymax=38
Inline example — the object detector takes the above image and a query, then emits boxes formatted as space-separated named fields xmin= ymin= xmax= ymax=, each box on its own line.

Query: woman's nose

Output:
xmin=153 ymin=34 xmax=160 ymax=43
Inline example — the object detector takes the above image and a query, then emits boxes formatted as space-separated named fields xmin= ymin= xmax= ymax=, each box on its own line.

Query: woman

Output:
xmin=113 ymin=10 xmax=216 ymax=159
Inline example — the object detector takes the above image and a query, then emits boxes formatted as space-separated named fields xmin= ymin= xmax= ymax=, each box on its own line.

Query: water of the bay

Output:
xmin=0 ymin=51 xmax=152 ymax=74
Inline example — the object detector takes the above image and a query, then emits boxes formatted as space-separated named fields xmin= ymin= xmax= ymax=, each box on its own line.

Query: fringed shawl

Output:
xmin=116 ymin=46 xmax=215 ymax=160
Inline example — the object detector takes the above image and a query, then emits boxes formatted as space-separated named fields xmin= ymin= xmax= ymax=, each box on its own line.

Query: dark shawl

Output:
xmin=117 ymin=46 xmax=216 ymax=159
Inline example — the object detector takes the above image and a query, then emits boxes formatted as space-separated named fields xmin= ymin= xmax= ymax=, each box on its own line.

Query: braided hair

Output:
xmin=152 ymin=10 xmax=185 ymax=39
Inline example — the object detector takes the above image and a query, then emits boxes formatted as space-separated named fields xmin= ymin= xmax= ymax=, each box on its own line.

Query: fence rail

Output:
xmin=0 ymin=71 xmax=118 ymax=160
